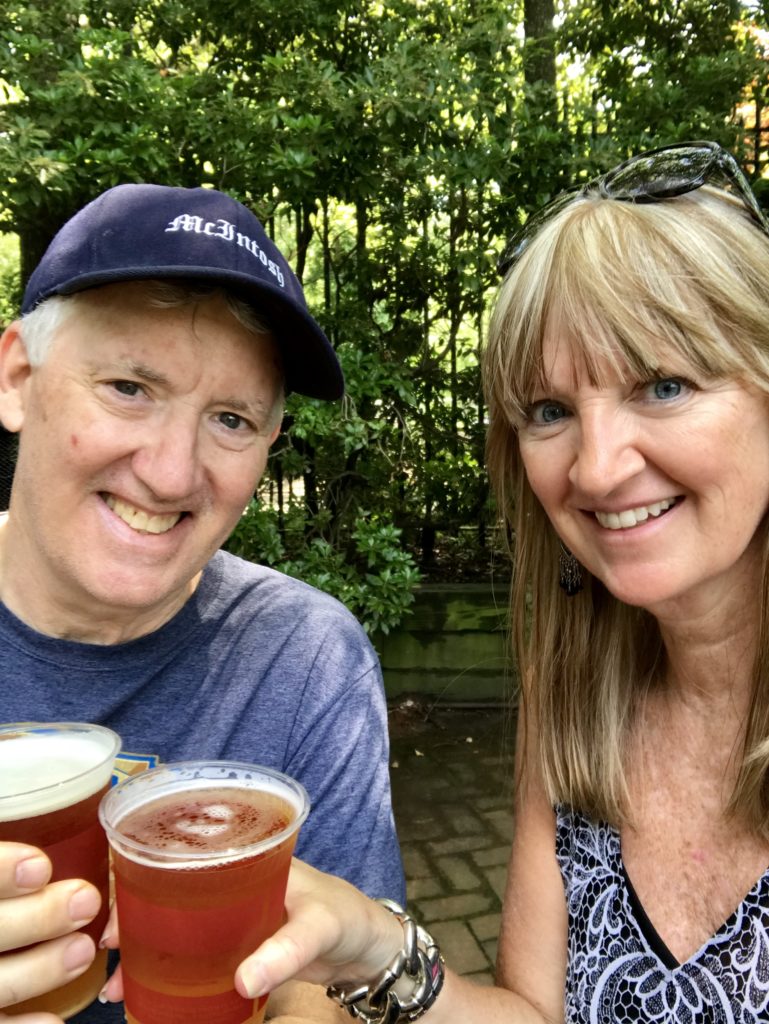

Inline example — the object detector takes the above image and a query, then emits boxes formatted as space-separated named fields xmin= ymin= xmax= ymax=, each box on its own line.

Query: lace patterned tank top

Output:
xmin=555 ymin=805 xmax=769 ymax=1023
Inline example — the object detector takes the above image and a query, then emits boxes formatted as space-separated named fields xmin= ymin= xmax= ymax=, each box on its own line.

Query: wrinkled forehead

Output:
xmin=64 ymin=284 xmax=278 ymax=351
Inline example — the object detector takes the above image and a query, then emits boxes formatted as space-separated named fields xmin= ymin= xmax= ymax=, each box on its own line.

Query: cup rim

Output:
xmin=0 ymin=721 xmax=122 ymax=802
xmin=99 ymin=759 xmax=310 ymax=863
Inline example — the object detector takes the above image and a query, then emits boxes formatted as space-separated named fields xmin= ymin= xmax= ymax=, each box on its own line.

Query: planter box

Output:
xmin=375 ymin=583 xmax=515 ymax=703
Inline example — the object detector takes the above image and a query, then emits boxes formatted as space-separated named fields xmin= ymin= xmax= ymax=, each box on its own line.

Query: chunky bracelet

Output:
xmin=327 ymin=898 xmax=445 ymax=1023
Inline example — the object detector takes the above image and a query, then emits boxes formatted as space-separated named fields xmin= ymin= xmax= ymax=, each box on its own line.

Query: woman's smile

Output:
xmin=592 ymin=496 xmax=679 ymax=531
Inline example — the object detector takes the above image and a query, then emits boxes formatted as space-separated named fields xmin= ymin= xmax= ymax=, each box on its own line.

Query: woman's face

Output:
xmin=518 ymin=334 xmax=769 ymax=617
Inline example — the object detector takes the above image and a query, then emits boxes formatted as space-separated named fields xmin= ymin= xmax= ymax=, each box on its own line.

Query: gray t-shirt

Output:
xmin=1 ymin=549 xmax=404 ymax=1022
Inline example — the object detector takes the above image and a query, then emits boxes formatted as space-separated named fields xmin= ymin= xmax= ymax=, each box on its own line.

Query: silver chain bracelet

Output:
xmin=327 ymin=898 xmax=445 ymax=1023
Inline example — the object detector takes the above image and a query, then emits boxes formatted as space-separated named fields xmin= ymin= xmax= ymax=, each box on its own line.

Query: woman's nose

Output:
xmin=568 ymin=409 xmax=645 ymax=497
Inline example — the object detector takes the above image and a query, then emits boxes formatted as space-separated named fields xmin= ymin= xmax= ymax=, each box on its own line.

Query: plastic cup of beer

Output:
xmin=99 ymin=760 xmax=310 ymax=1024
xmin=0 ymin=721 xmax=121 ymax=1018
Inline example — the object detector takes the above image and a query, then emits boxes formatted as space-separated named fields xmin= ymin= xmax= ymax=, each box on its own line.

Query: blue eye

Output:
xmin=218 ymin=412 xmax=246 ymax=431
xmin=527 ymin=400 xmax=567 ymax=425
xmin=111 ymin=380 xmax=142 ymax=396
xmin=645 ymin=377 xmax=691 ymax=402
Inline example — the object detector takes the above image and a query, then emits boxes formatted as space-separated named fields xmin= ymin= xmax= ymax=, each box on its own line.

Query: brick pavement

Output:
xmin=388 ymin=701 xmax=516 ymax=986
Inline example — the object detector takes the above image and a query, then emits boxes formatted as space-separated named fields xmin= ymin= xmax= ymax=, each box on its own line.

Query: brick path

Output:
xmin=388 ymin=701 xmax=516 ymax=986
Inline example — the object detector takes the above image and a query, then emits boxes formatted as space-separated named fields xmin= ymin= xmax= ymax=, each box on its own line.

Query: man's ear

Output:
xmin=0 ymin=321 xmax=33 ymax=433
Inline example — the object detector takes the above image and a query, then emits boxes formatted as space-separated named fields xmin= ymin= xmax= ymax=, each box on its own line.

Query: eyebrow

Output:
xmin=118 ymin=360 xmax=171 ymax=388
xmin=119 ymin=361 xmax=274 ymax=424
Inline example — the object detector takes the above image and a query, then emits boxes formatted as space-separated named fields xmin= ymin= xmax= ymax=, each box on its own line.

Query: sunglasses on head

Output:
xmin=497 ymin=140 xmax=769 ymax=277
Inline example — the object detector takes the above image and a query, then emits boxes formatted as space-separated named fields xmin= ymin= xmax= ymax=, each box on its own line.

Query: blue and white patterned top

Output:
xmin=555 ymin=805 xmax=769 ymax=1023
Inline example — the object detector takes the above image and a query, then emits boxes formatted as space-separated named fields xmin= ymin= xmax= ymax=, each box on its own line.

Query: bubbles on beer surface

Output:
xmin=175 ymin=802 xmax=232 ymax=839
xmin=117 ymin=786 xmax=293 ymax=855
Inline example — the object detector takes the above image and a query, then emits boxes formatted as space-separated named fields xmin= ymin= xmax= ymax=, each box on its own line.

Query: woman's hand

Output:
xmin=0 ymin=841 xmax=101 ymax=1022
xmin=235 ymin=859 xmax=403 ymax=1001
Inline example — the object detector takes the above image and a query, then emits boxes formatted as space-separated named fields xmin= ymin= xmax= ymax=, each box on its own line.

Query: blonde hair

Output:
xmin=483 ymin=185 xmax=769 ymax=831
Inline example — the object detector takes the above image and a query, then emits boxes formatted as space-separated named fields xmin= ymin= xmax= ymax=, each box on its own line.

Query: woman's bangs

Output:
xmin=488 ymin=188 xmax=769 ymax=429
xmin=545 ymin=201 xmax=746 ymax=384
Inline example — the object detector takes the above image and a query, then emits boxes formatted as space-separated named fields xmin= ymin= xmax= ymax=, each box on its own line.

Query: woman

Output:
xmin=137 ymin=142 xmax=769 ymax=1022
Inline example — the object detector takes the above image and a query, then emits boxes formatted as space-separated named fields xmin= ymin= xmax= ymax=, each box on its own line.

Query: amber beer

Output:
xmin=0 ymin=722 xmax=121 ymax=1018
xmin=99 ymin=761 xmax=309 ymax=1024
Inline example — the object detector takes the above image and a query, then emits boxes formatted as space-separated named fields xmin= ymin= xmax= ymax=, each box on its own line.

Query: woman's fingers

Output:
xmin=0 ymin=931 xmax=96 ymax=1010
xmin=236 ymin=927 xmax=331 ymax=998
xmin=0 ymin=880 xmax=101 ymax=954
xmin=236 ymin=859 xmax=403 ymax=1000
xmin=99 ymin=902 xmax=119 ymax=950
xmin=99 ymin=961 xmax=123 ymax=1004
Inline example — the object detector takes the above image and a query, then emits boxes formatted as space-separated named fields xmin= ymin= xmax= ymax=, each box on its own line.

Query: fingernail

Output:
xmin=236 ymin=966 xmax=266 ymax=1000
xmin=63 ymin=933 xmax=94 ymax=972
xmin=15 ymin=854 xmax=50 ymax=890
xmin=68 ymin=886 xmax=101 ymax=925
xmin=99 ymin=922 xmax=113 ymax=949
xmin=99 ymin=976 xmax=119 ymax=1004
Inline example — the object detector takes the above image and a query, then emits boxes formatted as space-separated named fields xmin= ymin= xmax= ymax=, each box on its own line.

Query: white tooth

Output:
xmin=596 ymin=499 xmax=677 ymax=530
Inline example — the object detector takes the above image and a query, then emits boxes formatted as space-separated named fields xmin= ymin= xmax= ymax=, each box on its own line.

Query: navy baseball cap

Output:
xmin=22 ymin=183 xmax=344 ymax=400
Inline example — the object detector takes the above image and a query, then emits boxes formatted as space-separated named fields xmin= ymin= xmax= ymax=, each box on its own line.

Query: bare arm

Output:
xmin=497 ymin=705 xmax=569 ymax=1023
xmin=237 ymin=701 xmax=569 ymax=1024
xmin=233 ymin=857 xmax=551 ymax=1023
xmin=264 ymin=980 xmax=347 ymax=1022
xmin=0 ymin=841 xmax=101 ymax=1020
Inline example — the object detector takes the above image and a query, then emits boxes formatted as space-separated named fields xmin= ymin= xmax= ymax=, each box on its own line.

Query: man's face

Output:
xmin=0 ymin=283 xmax=282 ymax=640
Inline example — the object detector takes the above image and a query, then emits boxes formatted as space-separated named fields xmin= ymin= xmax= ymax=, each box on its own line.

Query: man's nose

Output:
xmin=131 ymin=417 xmax=204 ymax=501
xmin=567 ymin=408 xmax=645 ymax=497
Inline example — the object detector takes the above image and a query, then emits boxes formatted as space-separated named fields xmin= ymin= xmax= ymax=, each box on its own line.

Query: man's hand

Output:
xmin=0 ymin=841 xmax=101 ymax=1021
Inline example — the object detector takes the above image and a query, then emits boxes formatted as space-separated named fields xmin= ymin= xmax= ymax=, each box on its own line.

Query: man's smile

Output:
xmin=103 ymin=494 xmax=183 ymax=535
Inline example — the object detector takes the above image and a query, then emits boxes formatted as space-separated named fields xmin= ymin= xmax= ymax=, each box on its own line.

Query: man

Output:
xmin=0 ymin=184 xmax=403 ymax=1022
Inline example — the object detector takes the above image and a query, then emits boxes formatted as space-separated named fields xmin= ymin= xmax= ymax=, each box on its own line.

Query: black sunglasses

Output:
xmin=497 ymin=140 xmax=769 ymax=276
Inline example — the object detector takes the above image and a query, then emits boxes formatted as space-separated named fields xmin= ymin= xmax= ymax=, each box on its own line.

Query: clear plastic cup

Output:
xmin=0 ymin=721 xmax=121 ymax=1018
xmin=99 ymin=760 xmax=309 ymax=1024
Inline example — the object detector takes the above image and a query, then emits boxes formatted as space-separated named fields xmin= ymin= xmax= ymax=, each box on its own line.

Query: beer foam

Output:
xmin=0 ymin=732 xmax=116 ymax=820
xmin=112 ymin=782 xmax=300 ymax=869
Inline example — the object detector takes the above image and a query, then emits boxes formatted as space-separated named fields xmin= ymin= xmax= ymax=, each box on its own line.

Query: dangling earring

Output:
xmin=559 ymin=545 xmax=583 ymax=596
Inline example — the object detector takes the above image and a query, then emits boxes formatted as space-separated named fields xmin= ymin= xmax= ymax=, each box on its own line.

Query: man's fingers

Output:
xmin=0 ymin=1013 xmax=61 ymax=1024
xmin=0 ymin=880 xmax=101 ymax=953
xmin=0 ymin=932 xmax=95 ymax=1010
xmin=0 ymin=845 xmax=51 ymax=896
xmin=0 ymin=845 xmax=98 ymax=1013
